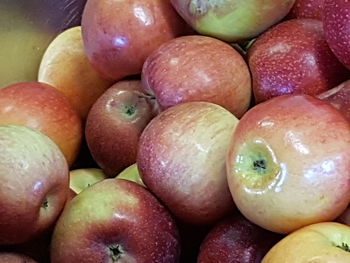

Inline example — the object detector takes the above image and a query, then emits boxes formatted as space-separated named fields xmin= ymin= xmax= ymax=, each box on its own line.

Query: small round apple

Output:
xmin=51 ymin=179 xmax=180 ymax=263
xmin=137 ymin=102 xmax=238 ymax=225
xmin=0 ymin=125 xmax=69 ymax=245
xmin=227 ymin=94 xmax=350 ymax=234
xmin=142 ymin=35 xmax=252 ymax=118
xmin=262 ymin=222 xmax=350 ymax=262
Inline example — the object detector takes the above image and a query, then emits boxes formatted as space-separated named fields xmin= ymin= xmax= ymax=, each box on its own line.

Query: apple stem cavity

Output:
xmin=336 ymin=242 xmax=350 ymax=252
xmin=109 ymin=244 xmax=124 ymax=262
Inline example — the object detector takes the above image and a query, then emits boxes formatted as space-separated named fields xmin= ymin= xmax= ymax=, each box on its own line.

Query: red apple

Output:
xmin=324 ymin=0 xmax=350 ymax=70
xmin=0 ymin=252 xmax=37 ymax=263
xmin=81 ymin=0 xmax=189 ymax=80
xmin=137 ymin=102 xmax=238 ymax=225
xmin=142 ymin=35 xmax=252 ymax=118
xmin=0 ymin=126 xmax=69 ymax=245
xmin=51 ymin=179 xmax=180 ymax=262
xmin=337 ymin=206 xmax=350 ymax=226
xmin=248 ymin=19 xmax=349 ymax=104
xmin=318 ymin=80 xmax=350 ymax=122
xmin=38 ymin=26 xmax=113 ymax=120
xmin=0 ymin=82 xmax=82 ymax=166
xmin=85 ymin=80 xmax=155 ymax=177
xmin=262 ymin=222 xmax=350 ymax=262
xmin=226 ymin=94 xmax=350 ymax=234
xmin=288 ymin=0 xmax=324 ymax=20
xmin=197 ymin=213 xmax=282 ymax=263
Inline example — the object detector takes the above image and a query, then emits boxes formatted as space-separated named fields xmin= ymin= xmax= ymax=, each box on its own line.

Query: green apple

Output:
xmin=116 ymin=164 xmax=145 ymax=187
xmin=69 ymin=168 xmax=107 ymax=195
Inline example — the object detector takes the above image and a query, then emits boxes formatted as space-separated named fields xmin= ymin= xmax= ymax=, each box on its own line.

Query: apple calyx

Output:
xmin=121 ymin=104 xmax=137 ymax=118
xmin=108 ymin=244 xmax=125 ymax=262
xmin=335 ymin=242 xmax=350 ymax=252
xmin=41 ymin=198 xmax=49 ymax=209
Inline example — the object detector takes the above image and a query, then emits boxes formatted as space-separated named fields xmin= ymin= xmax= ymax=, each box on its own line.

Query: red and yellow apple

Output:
xmin=69 ymin=168 xmax=107 ymax=195
xmin=227 ymin=94 xmax=350 ymax=234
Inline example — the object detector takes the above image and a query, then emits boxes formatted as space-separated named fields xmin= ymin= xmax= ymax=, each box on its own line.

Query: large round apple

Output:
xmin=248 ymin=19 xmax=349 ymax=103
xmin=51 ymin=179 xmax=180 ymax=263
xmin=81 ymin=0 xmax=189 ymax=80
xmin=0 ymin=126 xmax=69 ymax=245
xmin=170 ymin=0 xmax=295 ymax=42
xmin=137 ymin=102 xmax=238 ymax=225
xmin=262 ymin=222 xmax=350 ymax=262
xmin=226 ymin=94 xmax=350 ymax=234
xmin=142 ymin=35 xmax=252 ymax=118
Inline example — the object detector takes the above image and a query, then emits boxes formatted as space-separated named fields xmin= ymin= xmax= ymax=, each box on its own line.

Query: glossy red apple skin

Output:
xmin=81 ymin=0 xmax=189 ymax=81
xmin=85 ymin=80 xmax=155 ymax=177
xmin=0 ymin=252 xmax=37 ymax=263
xmin=197 ymin=213 xmax=282 ymax=263
xmin=0 ymin=126 xmax=69 ymax=245
xmin=142 ymin=35 xmax=252 ymax=118
xmin=248 ymin=19 xmax=349 ymax=104
xmin=318 ymin=80 xmax=350 ymax=122
xmin=51 ymin=179 xmax=180 ymax=263
xmin=0 ymin=82 xmax=82 ymax=166
xmin=288 ymin=0 xmax=324 ymax=20
xmin=227 ymin=95 xmax=350 ymax=234
xmin=137 ymin=102 xmax=238 ymax=225
xmin=324 ymin=0 xmax=350 ymax=70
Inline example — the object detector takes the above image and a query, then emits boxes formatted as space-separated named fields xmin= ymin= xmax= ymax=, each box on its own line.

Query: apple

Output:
xmin=0 ymin=125 xmax=69 ymax=245
xmin=197 ymin=213 xmax=282 ymax=263
xmin=0 ymin=82 xmax=82 ymax=166
xmin=324 ymin=0 xmax=350 ymax=70
xmin=337 ymin=206 xmax=350 ymax=226
xmin=69 ymin=168 xmax=107 ymax=195
xmin=51 ymin=178 xmax=180 ymax=262
xmin=226 ymin=94 xmax=350 ymax=234
xmin=137 ymin=102 xmax=238 ymax=225
xmin=85 ymin=80 xmax=155 ymax=177
xmin=0 ymin=252 xmax=37 ymax=263
xmin=38 ymin=26 xmax=114 ymax=120
xmin=287 ymin=0 xmax=324 ymax=20
xmin=81 ymin=0 xmax=189 ymax=81
xmin=262 ymin=222 xmax=350 ymax=262
xmin=317 ymin=80 xmax=350 ymax=122
xmin=142 ymin=35 xmax=252 ymax=118
xmin=248 ymin=19 xmax=349 ymax=104
xmin=170 ymin=0 xmax=295 ymax=42
xmin=116 ymin=164 xmax=145 ymax=187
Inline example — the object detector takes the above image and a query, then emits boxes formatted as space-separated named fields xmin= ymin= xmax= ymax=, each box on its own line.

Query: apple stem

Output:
xmin=109 ymin=244 xmax=124 ymax=261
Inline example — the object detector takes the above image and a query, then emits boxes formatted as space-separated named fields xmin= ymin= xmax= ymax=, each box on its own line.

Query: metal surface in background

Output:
xmin=0 ymin=0 xmax=86 ymax=88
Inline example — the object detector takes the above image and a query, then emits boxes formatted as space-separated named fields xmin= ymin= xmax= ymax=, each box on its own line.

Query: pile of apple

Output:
xmin=1 ymin=0 xmax=350 ymax=262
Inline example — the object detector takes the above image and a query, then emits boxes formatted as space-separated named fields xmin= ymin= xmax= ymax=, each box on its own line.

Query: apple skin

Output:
xmin=197 ymin=213 xmax=282 ymax=263
xmin=317 ymin=79 xmax=350 ymax=122
xmin=81 ymin=0 xmax=189 ymax=81
xmin=38 ymin=26 xmax=113 ymax=120
xmin=287 ymin=0 xmax=324 ymax=20
xmin=142 ymin=35 xmax=252 ymax=118
xmin=170 ymin=0 xmax=295 ymax=42
xmin=85 ymin=80 xmax=155 ymax=177
xmin=69 ymin=168 xmax=107 ymax=195
xmin=324 ymin=0 xmax=350 ymax=70
xmin=0 ymin=126 xmax=69 ymax=245
xmin=226 ymin=94 xmax=350 ymax=234
xmin=0 ymin=82 xmax=82 ymax=166
xmin=0 ymin=252 xmax=37 ymax=263
xmin=336 ymin=206 xmax=350 ymax=225
xmin=248 ymin=19 xmax=349 ymax=104
xmin=117 ymin=164 xmax=145 ymax=187
xmin=262 ymin=222 xmax=350 ymax=262
xmin=51 ymin=178 xmax=180 ymax=263
xmin=137 ymin=102 xmax=238 ymax=225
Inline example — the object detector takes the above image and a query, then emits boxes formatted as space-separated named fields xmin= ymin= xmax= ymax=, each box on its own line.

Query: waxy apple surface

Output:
xmin=0 ymin=126 xmax=69 ymax=245
xmin=262 ymin=222 xmax=350 ymax=262
xmin=227 ymin=95 xmax=350 ymax=234
xmin=51 ymin=179 xmax=180 ymax=263
xmin=288 ymin=0 xmax=324 ymax=20
xmin=82 ymin=0 xmax=189 ymax=80
xmin=170 ymin=0 xmax=295 ymax=42
xmin=0 ymin=252 xmax=37 ymax=263
xmin=142 ymin=35 xmax=252 ymax=118
xmin=137 ymin=102 xmax=238 ymax=225
xmin=117 ymin=164 xmax=145 ymax=187
xmin=248 ymin=19 xmax=349 ymax=103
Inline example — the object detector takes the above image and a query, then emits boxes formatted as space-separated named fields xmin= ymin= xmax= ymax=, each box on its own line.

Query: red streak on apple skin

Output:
xmin=142 ymin=35 xmax=252 ymax=118
xmin=288 ymin=0 xmax=324 ymax=20
xmin=248 ymin=19 xmax=349 ymax=104
xmin=324 ymin=0 xmax=350 ymax=70
xmin=51 ymin=179 xmax=180 ymax=263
